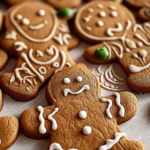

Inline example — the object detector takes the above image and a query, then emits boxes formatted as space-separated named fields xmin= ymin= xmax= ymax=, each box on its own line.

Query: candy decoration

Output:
xmin=58 ymin=8 xmax=73 ymax=18
xmin=96 ymin=47 xmax=109 ymax=60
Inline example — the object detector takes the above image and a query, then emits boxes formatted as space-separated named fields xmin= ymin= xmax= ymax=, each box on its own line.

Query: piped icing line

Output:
xmin=21 ymin=53 xmax=45 ymax=82
xmin=64 ymin=85 xmax=90 ymax=97
xmin=59 ymin=24 xmax=70 ymax=33
xmin=29 ymin=48 xmax=59 ymax=65
xmin=14 ymin=41 xmax=28 ymax=51
xmin=129 ymin=63 xmax=150 ymax=73
xmin=29 ymin=20 xmax=48 ymax=30
xmin=54 ymin=51 xmax=66 ymax=73
xmin=63 ymin=34 xmax=72 ymax=45
xmin=37 ymin=106 xmax=46 ymax=134
xmin=10 ymin=2 xmax=58 ymax=42
xmin=111 ymin=42 xmax=123 ymax=59
xmin=101 ymin=98 xmax=113 ymax=119
xmin=0 ymin=139 xmax=1 ymax=145
xmin=5 ymin=30 xmax=17 ymax=40
xmin=135 ymin=33 xmax=150 ymax=46
xmin=107 ymin=23 xmax=123 ymax=37
xmin=49 ymin=143 xmax=78 ymax=150
xmin=98 ymin=132 xmax=127 ymax=150
xmin=10 ymin=75 xmax=16 ymax=83
xmin=114 ymin=92 xmax=125 ymax=117
xmin=103 ymin=42 xmax=111 ymax=59
xmin=48 ymin=108 xmax=59 ymax=130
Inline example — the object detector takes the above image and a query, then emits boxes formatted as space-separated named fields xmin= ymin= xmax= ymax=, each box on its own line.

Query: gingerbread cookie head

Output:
xmin=46 ymin=0 xmax=82 ymax=9
xmin=0 ymin=116 xmax=19 ymax=150
xmin=20 ymin=66 xmax=144 ymax=149
xmin=0 ymin=1 xmax=79 ymax=101
xmin=74 ymin=1 xmax=135 ymax=43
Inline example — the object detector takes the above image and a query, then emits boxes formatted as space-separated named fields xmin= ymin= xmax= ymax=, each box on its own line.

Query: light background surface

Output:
xmin=0 ymin=0 xmax=150 ymax=149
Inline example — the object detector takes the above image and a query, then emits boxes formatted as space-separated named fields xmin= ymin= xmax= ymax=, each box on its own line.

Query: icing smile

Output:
xmin=63 ymin=85 xmax=90 ymax=97
xmin=29 ymin=20 xmax=48 ymax=30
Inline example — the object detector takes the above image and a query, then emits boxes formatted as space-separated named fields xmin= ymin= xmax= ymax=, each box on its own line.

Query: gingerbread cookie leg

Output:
xmin=0 ymin=116 xmax=19 ymax=150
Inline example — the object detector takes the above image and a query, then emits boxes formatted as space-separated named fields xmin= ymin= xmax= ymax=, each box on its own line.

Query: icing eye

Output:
xmin=97 ymin=21 xmax=104 ymax=27
xmin=64 ymin=78 xmax=70 ymax=84
xmin=22 ymin=18 xmax=30 ymax=25
xmin=110 ymin=11 xmax=118 ymax=17
xmin=38 ymin=9 xmax=46 ymax=16
xmin=99 ymin=11 xmax=106 ymax=17
xmin=16 ymin=14 xmax=22 ymax=20
xmin=77 ymin=76 xmax=82 ymax=82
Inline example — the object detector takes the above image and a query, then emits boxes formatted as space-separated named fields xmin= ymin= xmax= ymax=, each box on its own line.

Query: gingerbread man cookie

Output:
xmin=20 ymin=65 xmax=144 ymax=150
xmin=0 ymin=1 xmax=79 ymax=101
xmin=74 ymin=1 xmax=150 ymax=94
xmin=46 ymin=0 xmax=82 ymax=9
xmin=0 ymin=116 xmax=19 ymax=150
xmin=125 ymin=0 xmax=150 ymax=22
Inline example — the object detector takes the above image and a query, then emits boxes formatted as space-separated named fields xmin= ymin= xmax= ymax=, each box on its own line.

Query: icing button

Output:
xmin=83 ymin=126 xmax=92 ymax=135
xmin=79 ymin=110 xmax=87 ymax=119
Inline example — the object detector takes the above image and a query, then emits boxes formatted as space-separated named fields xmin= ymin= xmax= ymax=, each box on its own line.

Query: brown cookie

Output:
xmin=4 ymin=0 xmax=33 ymax=6
xmin=87 ymin=0 xmax=123 ymax=3
xmin=0 ymin=1 xmax=79 ymax=101
xmin=74 ymin=1 xmax=150 ymax=94
xmin=46 ymin=0 xmax=82 ymax=9
xmin=20 ymin=66 xmax=144 ymax=150
xmin=0 ymin=49 xmax=8 ymax=71
xmin=125 ymin=0 xmax=150 ymax=22
xmin=0 ymin=90 xmax=3 ymax=111
xmin=0 ymin=11 xmax=3 ymax=31
xmin=0 ymin=116 xmax=19 ymax=150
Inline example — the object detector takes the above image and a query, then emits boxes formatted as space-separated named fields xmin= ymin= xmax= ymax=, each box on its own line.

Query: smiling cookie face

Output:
xmin=47 ymin=66 xmax=100 ymax=104
xmin=74 ymin=1 xmax=135 ymax=43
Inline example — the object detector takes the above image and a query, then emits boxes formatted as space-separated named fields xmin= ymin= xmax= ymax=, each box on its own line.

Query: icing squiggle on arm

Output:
xmin=114 ymin=92 xmax=125 ymax=117
xmin=49 ymin=143 xmax=78 ymax=150
xmin=37 ymin=106 xmax=46 ymax=134
xmin=99 ymin=132 xmax=127 ymax=150
xmin=48 ymin=108 xmax=59 ymax=130
xmin=101 ymin=98 xmax=112 ymax=119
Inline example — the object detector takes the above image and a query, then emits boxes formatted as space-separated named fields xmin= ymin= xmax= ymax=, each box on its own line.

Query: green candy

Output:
xmin=58 ymin=8 xmax=73 ymax=18
xmin=96 ymin=47 xmax=109 ymax=60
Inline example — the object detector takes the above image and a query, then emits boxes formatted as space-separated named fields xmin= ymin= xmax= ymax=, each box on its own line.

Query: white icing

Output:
xmin=83 ymin=15 xmax=92 ymax=22
xmin=29 ymin=20 xmax=48 ymax=30
xmin=48 ymin=108 xmax=59 ymax=130
xmin=21 ymin=53 xmax=44 ymax=82
xmin=129 ymin=63 xmax=150 ymax=73
xmin=79 ymin=110 xmax=87 ymax=119
xmin=37 ymin=106 xmax=46 ymax=134
xmin=54 ymin=51 xmax=66 ymax=73
xmin=137 ymin=42 xmax=143 ymax=47
xmin=99 ymin=11 xmax=106 ymax=17
xmin=88 ymin=8 xmax=94 ymax=13
xmin=15 ymin=62 xmax=36 ymax=84
xmin=101 ymin=98 xmax=112 ymax=119
xmin=10 ymin=75 xmax=16 ymax=83
xmin=110 ymin=11 xmax=118 ymax=17
xmin=109 ymin=6 xmax=116 ymax=10
xmin=64 ymin=78 xmax=70 ymax=84
xmin=53 ymin=34 xmax=72 ymax=45
xmin=10 ymin=3 xmax=58 ymax=42
xmin=59 ymin=24 xmax=70 ymax=33
xmin=86 ymin=26 xmax=92 ymax=31
xmin=107 ymin=23 xmax=123 ymax=36
xmin=49 ymin=143 xmax=78 ymax=150
xmin=26 ymin=79 xmax=33 ymax=85
xmin=76 ymin=76 xmax=82 ymax=82
xmin=97 ymin=21 xmax=104 ymax=27
xmin=99 ymin=132 xmax=127 ymax=150
xmin=139 ymin=50 xmax=147 ymax=62
xmin=36 ymin=50 xmax=43 ymax=57
xmin=52 ymin=62 xmax=60 ymax=68
xmin=26 ymin=87 xmax=31 ymax=92
xmin=135 ymin=33 xmax=150 ymax=46
xmin=34 ymin=79 xmax=37 ymax=85
xmin=64 ymin=85 xmax=90 ymax=97
xmin=66 ymin=62 xmax=71 ymax=67
xmin=29 ymin=47 xmax=59 ymax=65
xmin=103 ymin=42 xmax=111 ymax=59
xmin=46 ymin=45 xmax=57 ymax=56
xmin=16 ymin=14 xmax=22 ymax=20
xmin=39 ymin=66 xmax=47 ymax=75
xmin=97 ymin=4 xmax=104 ymax=8
xmin=114 ymin=92 xmax=125 ymax=117
xmin=83 ymin=126 xmax=92 ymax=135
xmin=5 ymin=30 xmax=17 ymax=40
xmin=22 ymin=18 xmax=30 ymax=25
xmin=38 ymin=9 xmax=46 ymax=16
xmin=0 ymin=139 xmax=1 ymax=145
xmin=14 ymin=41 xmax=27 ymax=51
xmin=125 ymin=38 xmax=137 ymax=49
xmin=111 ymin=42 xmax=123 ymax=59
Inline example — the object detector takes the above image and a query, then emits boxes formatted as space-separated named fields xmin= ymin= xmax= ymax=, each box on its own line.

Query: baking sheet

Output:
xmin=0 ymin=0 xmax=150 ymax=149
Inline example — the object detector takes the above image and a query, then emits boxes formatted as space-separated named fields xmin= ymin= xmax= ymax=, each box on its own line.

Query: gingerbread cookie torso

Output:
xmin=74 ymin=1 xmax=150 ymax=94
xmin=125 ymin=0 xmax=150 ymax=22
xmin=0 ymin=1 xmax=79 ymax=101
xmin=46 ymin=0 xmax=82 ymax=9
xmin=20 ymin=66 xmax=144 ymax=150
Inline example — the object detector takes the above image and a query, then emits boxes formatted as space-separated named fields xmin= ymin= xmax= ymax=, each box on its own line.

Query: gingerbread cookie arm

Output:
xmin=100 ymin=92 xmax=137 ymax=124
xmin=0 ymin=116 xmax=19 ymax=150
xmin=20 ymin=106 xmax=56 ymax=139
